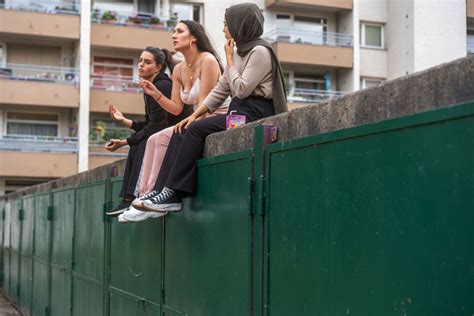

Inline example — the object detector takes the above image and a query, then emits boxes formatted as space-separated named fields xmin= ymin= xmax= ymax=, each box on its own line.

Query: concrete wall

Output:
xmin=359 ymin=0 xmax=386 ymax=22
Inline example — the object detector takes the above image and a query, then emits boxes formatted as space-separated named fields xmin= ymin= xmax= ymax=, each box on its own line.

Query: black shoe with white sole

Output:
xmin=106 ymin=200 xmax=132 ymax=216
xmin=141 ymin=187 xmax=183 ymax=212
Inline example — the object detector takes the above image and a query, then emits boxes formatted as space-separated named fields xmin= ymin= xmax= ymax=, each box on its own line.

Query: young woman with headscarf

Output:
xmin=127 ymin=3 xmax=287 ymax=217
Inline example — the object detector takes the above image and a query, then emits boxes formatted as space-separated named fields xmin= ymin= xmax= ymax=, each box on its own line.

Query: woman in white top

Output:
xmin=119 ymin=20 xmax=227 ymax=222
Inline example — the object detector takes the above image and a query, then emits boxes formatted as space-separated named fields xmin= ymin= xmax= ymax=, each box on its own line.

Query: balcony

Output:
xmin=0 ymin=1 xmax=80 ymax=39
xmin=265 ymin=28 xmax=353 ymax=68
xmin=288 ymin=88 xmax=346 ymax=108
xmin=91 ymin=9 xmax=175 ymax=50
xmin=468 ymin=0 xmax=474 ymax=18
xmin=90 ymin=75 xmax=144 ymax=115
xmin=265 ymin=0 xmax=352 ymax=11
xmin=0 ymin=135 xmax=78 ymax=177
xmin=0 ymin=64 xmax=79 ymax=107
xmin=89 ymin=144 xmax=127 ymax=169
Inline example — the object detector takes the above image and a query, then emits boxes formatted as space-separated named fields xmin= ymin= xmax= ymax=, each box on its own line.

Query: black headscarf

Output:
xmin=225 ymin=3 xmax=287 ymax=114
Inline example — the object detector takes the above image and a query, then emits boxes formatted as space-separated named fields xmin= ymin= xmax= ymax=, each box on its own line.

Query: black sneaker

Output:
xmin=141 ymin=187 xmax=182 ymax=212
xmin=106 ymin=200 xmax=132 ymax=216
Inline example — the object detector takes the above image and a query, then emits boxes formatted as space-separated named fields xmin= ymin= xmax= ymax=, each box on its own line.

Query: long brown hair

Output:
xmin=180 ymin=20 xmax=223 ymax=73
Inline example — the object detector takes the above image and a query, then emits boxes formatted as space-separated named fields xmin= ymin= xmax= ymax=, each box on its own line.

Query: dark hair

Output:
xmin=179 ymin=20 xmax=223 ymax=73
xmin=143 ymin=46 xmax=176 ymax=74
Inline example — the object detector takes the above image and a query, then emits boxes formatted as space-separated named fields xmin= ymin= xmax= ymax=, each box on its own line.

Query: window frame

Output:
xmin=360 ymin=77 xmax=384 ymax=89
xmin=360 ymin=22 xmax=384 ymax=49
xmin=0 ymin=43 xmax=6 ymax=67
xmin=4 ymin=110 xmax=60 ymax=137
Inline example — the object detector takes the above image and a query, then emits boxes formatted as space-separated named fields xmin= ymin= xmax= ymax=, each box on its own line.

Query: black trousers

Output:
xmin=154 ymin=96 xmax=275 ymax=194
xmin=119 ymin=138 xmax=147 ymax=198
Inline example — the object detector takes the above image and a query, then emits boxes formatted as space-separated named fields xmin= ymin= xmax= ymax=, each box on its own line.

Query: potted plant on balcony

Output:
xmin=128 ymin=14 xmax=142 ymax=25
xmin=166 ymin=12 xmax=179 ymax=28
xmin=102 ymin=10 xmax=117 ymax=24
xmin=91 ymin=9 xmax=101 ymax=21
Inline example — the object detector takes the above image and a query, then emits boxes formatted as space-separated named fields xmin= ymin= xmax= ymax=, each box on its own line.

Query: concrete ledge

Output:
xmin=1 ymin=55 xmax=473 ymax=200
xmin=204 ymin=55 xmax=474 ymax=157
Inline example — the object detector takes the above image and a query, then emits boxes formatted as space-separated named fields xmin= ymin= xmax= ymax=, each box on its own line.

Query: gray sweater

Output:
xmin=204 ymin=45 xmax=273 ymax=112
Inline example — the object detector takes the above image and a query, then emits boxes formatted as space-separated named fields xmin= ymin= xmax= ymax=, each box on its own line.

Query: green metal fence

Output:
xmin=1 ymin=101 xmax=473 ymax=315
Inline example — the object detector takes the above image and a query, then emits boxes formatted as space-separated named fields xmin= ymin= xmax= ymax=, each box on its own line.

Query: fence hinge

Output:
xmin=258 ymin=175 xmax=266 ymax=216
xmin=16 ymin=283 xmax=20 ymax=298
xmin=19 ymin=209 xmax=24 ymax=221
xmin=45 ymin=305 xmax=50 ymax=316
xmin=47 ymin=206 xmax=54 ymax=221
xmin=2 ymin=208 xmax=5 ymax=220
xmin=161 ymin=288 xmax=165 ymax=301
xmin=248 ymin=177 xmax=254 ymax=215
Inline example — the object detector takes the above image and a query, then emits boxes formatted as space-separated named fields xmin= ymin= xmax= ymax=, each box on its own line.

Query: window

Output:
xmin=91 ymin=56 xmax=136 ymax=91
xmin=170 ymin=4 xmax=202 ymax=23
xmin=6 ymin=112 xmax=59 ymax=137
xmin=361 ymin=23 xmax=384 ymax=48
xmin=468 ymin=29 xmax=474 ymax=54
xmin=361 ymin=77 xmax=384 ymax=89
xmin=276 ymin=14 xmax=327 ymax=45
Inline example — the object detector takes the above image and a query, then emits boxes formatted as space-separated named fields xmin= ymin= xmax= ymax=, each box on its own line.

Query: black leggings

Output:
xmin=154 ymin=96 xmax=275 ymax=194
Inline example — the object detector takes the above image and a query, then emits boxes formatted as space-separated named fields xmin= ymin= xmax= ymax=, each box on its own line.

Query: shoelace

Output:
xmin=150 ymin=187 xmax=174 ymax=204
xmin=140 ymin=190 xmax=157 ymax=201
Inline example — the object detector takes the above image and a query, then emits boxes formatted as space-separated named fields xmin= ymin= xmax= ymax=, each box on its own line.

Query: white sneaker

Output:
xmin=131 ymin=190 xmax=158 ymax=208
xmin=118 ymin=213 xmax=131 ymax=223
xmin=121 ymin=205 xmax=168 ymax=222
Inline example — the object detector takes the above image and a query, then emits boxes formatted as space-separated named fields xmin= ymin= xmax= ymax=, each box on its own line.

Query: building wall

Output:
xmin=359 ymin=0 xmax=387 ymax=22
xmin=412 ymin=0 xmax=466 ymax=72
xmin=359 ymin=48 xmax=387 ymax=78
xmin=386 ymin=0 xmax=414 ymax=80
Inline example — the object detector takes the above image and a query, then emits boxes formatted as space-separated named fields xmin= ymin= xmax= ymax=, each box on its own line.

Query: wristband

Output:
xmin=156 ymin=92 xmax=163 ymax=101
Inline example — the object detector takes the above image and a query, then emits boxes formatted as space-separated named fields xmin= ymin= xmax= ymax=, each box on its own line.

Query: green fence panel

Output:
xmin=19 ymin=195 xmax=35 ymax=315
xmin=50 ymin=266 xmax=72 ymax=316
xmin=51 ymin=188 xmax=75 ymax=268
xmin=50 ymin=187 xmax=75 ymax=316
xmin=3 ymin=201 xmax=11 ymax=296
xmin=163 ymin=150 xmax=253 ymax=316
xmin=32 ymin=192 xmax=52 ymax=316
xmin=74 ymin=181 xmax=106 ymax=281
xmin=71 ymin=275 xmax=103 ymax=316
xmin=33 ymin=193 xmax=51 ymax=261
xmin=0 ymin=199 xmax=4 ymax=288
xmin=9 ymin=199 xmax=22 ymax=303
xmin=109 ymin=217 xmax=162 ymax=304
xmin=109 ymin=292 xmax=160 ymax=316
xmin=264 ymin=102 xmax=474 ymax=315
xmin=32 ymin=260 xmax=50 ymax=316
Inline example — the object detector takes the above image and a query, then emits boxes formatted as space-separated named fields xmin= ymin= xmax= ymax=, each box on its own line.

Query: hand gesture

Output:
xmin=104 ymin=139 xmax=125 ymax=152
xmin=224 ymin=39 xmax=235 ymax=60
xmin=174 ymin=114 xmax=196 ymax=134
xmin=140 ymin=80 xmax=160 ymax=98
xmin=109 ymin=104 xmax=125 ymax=122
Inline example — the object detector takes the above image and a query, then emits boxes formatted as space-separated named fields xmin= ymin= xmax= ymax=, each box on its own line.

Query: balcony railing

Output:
xmin=264 ymin=28 xmax=353 ymax=48
xmin=468 ymin=38 xmax=474 ymax=54
xmin=90 ymin=74 xmax=141 ymax=93
xmin=91 ymin=8 xmax=176 ymax=31
xmin=0 ymin=0 xmax=80 ymax=15
xmin=0 ymin=135 xmax=78 ymax=153
xmin=288 ymin=88 xmax=347 ymax=104
xmin=0 ymin=63 xmax=78 ymax=84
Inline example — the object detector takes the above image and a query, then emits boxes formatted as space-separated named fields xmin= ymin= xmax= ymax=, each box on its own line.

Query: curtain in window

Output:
xmin=365 ymin=25 xmax=381 ymax=47
xmin=7 ymin=123 xmax=58 ymax=137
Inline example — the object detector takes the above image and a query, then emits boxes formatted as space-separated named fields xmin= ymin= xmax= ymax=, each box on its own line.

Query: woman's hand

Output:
xmin=140 ymin=80 xmax=161 ymax=99
xmin=109 ymin=104 xmax=125 ymax=122
xmin=174 ymin=114 xmax=197 ymax=134
xmin=224 ymin=39 xmax=235 ymax=67
xmin=105 ymin=139 xmax=127 ymax=152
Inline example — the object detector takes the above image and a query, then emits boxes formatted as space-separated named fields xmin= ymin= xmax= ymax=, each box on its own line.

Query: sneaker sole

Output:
xmin=106 ymin=208 xmax=128 ymax=216
xmin=142 ymin=203 xmax=182 ymax=212
xmin=123 ymin=211 xmax=168 ymax=222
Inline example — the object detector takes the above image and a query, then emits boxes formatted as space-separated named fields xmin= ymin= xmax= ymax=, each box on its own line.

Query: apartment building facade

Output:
xmin=0 ymin=0 xmax=472 ymax=194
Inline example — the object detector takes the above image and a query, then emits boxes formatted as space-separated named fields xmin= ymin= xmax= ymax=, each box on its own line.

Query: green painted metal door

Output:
xmin=3 ymin=201 xmax=12 ymax=297
xmin=50 ymin=188 xmax=75 ymax=316
xmin=72 ymin=181 xmax=106 ymax=315
xmin=32 ymin=192 xmax=51 ymax=316
xmin=163 ymin=150 xmax=253 ymax=316
xmin=19 ymin=195 xmax=35 ymax=315
xmin=264 ymin=103 xmax=474 ymax=315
